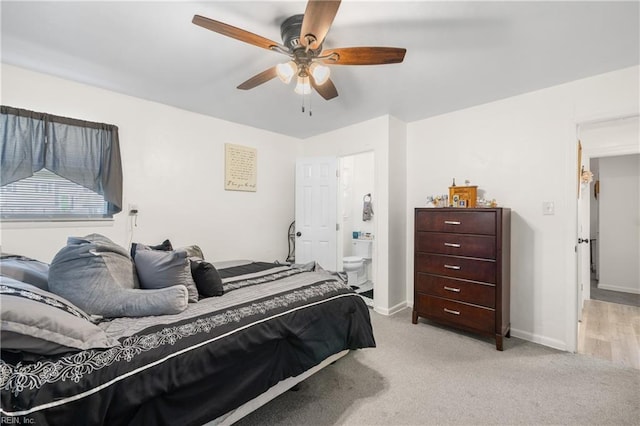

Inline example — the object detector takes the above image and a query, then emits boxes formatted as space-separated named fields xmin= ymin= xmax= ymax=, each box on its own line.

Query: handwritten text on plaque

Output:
xmin=225 ymin=143 xmax=257 ymax=192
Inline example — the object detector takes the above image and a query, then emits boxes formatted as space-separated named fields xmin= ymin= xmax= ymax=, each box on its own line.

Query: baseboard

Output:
xmin=374 ymin=301 xmax=407 ymax=316
xmin=404 ymin=302 xmax=568 ymax=351
xmin=597 ymin=283 xmax=640 ymax=294
xmin=509 ymin=327 xmax=568 ymax=352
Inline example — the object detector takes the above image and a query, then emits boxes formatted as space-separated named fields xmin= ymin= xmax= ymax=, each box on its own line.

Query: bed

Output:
xmin=0 ymin=256 xmax=376 ymax=425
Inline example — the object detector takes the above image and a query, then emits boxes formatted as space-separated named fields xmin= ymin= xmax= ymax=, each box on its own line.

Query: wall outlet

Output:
xmin=542 ymin=201 xmax=555 ymax=215
xmin=128 ymin=203 xmax=139 ymax=215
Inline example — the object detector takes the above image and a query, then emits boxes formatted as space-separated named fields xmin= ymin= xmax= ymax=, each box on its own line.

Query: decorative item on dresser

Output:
xmin=412 ymin=208 xmax=511 ymax=350
xmin=449 ymin=185 xmax=478 ymax=207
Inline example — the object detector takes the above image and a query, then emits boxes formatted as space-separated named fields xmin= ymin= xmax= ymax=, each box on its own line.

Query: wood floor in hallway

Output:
xmin=578 ymin=299 xmax=640 ymax=369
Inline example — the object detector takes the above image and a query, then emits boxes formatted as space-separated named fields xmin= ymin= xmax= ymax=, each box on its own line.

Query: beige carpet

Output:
xmin=236 ymin=308 xmax=640 ymax=425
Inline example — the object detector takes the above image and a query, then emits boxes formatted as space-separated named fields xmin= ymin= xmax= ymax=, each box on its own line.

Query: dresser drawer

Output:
xmin=415 ymin=273 xmax=495 ymax=308
xmin=416 ymin=210 xmax=496 ymax=235
xmin=415 ymin=294 xmax=495 ymax=333
xmin=416 ymin=232 xmax=496 ymax=258
xmin=416 ymin=253 xmax=496 ymax=283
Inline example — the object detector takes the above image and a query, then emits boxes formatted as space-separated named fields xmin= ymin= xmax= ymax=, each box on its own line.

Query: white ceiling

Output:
xmin=2 ymin=1 xmax=638 ymax=139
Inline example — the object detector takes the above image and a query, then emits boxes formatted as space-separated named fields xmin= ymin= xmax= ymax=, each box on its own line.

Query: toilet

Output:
xmin=343 ymin=239 xmax=373 ymax=286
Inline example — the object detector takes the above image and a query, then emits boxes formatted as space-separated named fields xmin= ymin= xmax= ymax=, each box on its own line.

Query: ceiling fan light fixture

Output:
xmin=294 ymin=76 xmax=311 ymax=95
xmin=276 ymin=61 xmax=297 ymax=84
xmin=309 ymin=62 xmax=330 ymax=85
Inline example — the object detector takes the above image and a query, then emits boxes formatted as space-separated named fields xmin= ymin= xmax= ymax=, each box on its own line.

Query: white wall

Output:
xmin=598 ymin=154 xmax=640 ymax=294
xmin=0 ymin=64 xmax=300 ymax=263
xmin=341 ymin=152 xmax=375 ymax=255
xmin=302 ymin=116 xmax=398 ymax=313
xmin=3 ymin=61 xmax=638 ymax=352
xmin=406 ymin=66 xmax=639 ymax=351
xmin=388 ymin=116 xmax=407 ymax=309
xmin=589 ymin=158 xmax=600 ymax=280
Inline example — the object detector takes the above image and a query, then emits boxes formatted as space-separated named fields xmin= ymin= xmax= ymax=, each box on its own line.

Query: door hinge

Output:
xmin=336 ymin=223 xmax=340 ymax=231
xmin=336 ymin=169 xmax=340 ymax=178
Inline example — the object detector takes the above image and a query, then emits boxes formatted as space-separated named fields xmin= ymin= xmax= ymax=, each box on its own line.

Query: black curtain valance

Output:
xmin=0 ymin=105 xmax=123 ymax=214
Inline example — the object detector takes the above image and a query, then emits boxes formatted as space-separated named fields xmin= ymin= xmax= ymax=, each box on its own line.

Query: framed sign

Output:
xmin=225 ymin=143 xmax=257 ymax=192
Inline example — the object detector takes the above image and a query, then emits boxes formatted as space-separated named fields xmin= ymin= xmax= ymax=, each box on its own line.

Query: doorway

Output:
xmin=338 ymin=152 xmax=376 ymax=306
xmin=588 ymin=155 xmax=640 ymax=307
xmin=575 ymin=115 xmax=640 ymax=368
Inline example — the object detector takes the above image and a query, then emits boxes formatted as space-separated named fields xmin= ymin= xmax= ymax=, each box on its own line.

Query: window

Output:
xmin=0 ymin=169 xmax=109 ymax=219
xmin=0 ymin=106 xmax=122 ymax=221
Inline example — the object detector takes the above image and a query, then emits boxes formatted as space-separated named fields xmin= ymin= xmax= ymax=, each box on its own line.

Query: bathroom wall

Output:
xmin=341 ymin=152 xmax=375 ymax=257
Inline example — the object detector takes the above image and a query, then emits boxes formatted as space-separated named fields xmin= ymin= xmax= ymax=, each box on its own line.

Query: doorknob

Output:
xmin=578 ymin=238 xmax=590 ymax=244
xmin=296 ymin=232 xmax=302 ymax=237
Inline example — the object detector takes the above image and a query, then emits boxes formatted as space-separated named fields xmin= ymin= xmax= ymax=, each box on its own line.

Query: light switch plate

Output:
xmin=543 ymin=201 xmax=555 ymax=215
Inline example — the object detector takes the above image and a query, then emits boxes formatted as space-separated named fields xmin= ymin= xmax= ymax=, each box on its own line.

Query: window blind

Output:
xmin=0 ymin=168 xmax=108 ymax=219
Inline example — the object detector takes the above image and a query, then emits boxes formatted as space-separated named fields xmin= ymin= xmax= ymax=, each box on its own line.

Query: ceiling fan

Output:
xmin=192 ymin=0 xmax=406 ymax=101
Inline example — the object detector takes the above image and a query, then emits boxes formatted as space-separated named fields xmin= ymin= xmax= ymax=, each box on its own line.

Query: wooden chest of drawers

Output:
xmin=412 ymin=208 xmax=511 ymax=350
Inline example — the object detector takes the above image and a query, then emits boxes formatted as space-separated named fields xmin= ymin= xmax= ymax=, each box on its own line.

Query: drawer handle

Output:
xmin=444 ymin=308 xmax=460 ymax=315
xmin=444 ymin=220 xmax=461 ymax=225
xmin=444 ymin=242 xmax=461 ymax=248
xmin=444 ymin=264 xmax=461 ymax=270
xmin=444 ymin=286 xmax=461 ymax=293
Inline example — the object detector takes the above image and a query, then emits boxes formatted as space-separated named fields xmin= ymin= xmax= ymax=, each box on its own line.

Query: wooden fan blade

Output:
xmin=321 ymin=47 xmax=406 ymax=65
xmin=300 ymin=0 xmax=341 ymax=50
xmin=193 ymin=15 xmax=285 ymax=52
xmin=237 ymin=67 xmax=278 ymax=90
xmin=311 ymin=77 xmax=338 ymax=100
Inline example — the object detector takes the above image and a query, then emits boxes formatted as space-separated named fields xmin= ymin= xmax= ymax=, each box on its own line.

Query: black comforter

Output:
xmin=1 ymin=262 xmax=375 ymax=425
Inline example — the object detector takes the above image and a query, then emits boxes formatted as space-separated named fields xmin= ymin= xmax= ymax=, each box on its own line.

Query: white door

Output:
xmin=295 ymin=157 xmax=338 ymax=271
xmin=577 ymin=175 xmax=591 ymax=321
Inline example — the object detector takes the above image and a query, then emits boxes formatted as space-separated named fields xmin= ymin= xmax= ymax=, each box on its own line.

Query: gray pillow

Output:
xmin=0 ymin=255 xmax=50 ymax=290
xmin=0 ymin=277 xmax=119 ymax=355
xmin=134 ymin=250 xmax=199 ymax=303
xmin=178 ymin=245 xmax=204 ymax=260
xmin=48 ymin=234 xmax=189 ymax=317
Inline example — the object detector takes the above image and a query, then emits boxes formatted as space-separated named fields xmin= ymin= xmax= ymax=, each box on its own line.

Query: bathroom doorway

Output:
xmin=338 ymin=151 xmax=376 ymax=306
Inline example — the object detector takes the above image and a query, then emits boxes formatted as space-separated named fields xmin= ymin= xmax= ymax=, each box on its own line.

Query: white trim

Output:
xmin=374 ymin=301 xmax=407 ymax=316
xmin=1 ymin=219 xmax=114 ymax=229
xmin=582 ymin=144 xmax=640 ymax=158
xmin=597 ymin=283 xmax=640 ymax=295
xmin=510 ymin=328 xmax=568 ymax=352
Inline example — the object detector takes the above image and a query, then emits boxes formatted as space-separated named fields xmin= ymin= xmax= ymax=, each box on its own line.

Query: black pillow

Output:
xmin=190 ymin=259 xmax=223 ymax=298
xmin=130 ymin=239 xmax=173 ymax=259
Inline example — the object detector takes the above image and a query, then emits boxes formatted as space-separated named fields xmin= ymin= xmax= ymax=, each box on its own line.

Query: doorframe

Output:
xmin=572 ymin=114 xmax=639 ymax=351
xmin=337 ymin=150 xmax=377 ymax=299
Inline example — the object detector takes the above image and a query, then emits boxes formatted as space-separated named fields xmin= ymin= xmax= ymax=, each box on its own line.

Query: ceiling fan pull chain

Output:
xmin=309 ymin=79 xmax=313 ymax=116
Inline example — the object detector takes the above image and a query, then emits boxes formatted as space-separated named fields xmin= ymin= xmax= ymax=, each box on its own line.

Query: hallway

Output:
xmin=578 ymin=298 xmax=640 ymax=369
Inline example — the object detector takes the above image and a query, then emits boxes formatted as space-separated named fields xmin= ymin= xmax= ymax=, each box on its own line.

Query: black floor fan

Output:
xmin=286 ymin=221 xmax=295 ymax=263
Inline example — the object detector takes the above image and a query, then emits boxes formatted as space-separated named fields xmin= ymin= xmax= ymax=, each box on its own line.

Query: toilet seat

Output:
xmin=343 ymin=256 xmax=363 ymax=264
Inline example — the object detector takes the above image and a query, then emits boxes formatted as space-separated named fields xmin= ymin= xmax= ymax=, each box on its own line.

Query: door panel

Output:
xmin=295 ymin=157 xmax=337 ymax=271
